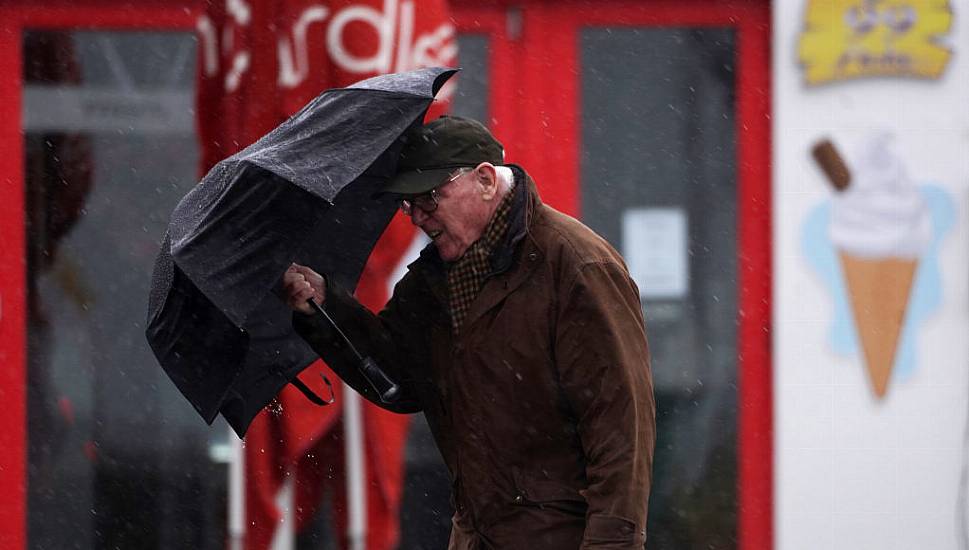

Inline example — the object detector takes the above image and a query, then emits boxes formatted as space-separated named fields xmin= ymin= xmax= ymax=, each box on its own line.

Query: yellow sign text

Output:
xmin=799 ymin=0 xmax=952 ymax=85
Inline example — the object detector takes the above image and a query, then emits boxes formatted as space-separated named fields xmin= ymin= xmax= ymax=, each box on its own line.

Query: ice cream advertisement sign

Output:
xmin=798 ymin=0 xmax=953 ymax=85
xmin=801 ymin=134 xmax=954 ymax=398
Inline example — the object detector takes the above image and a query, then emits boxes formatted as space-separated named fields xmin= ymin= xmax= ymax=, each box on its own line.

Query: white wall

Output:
xmin=773 ymin=1 xmax=969 ymax=549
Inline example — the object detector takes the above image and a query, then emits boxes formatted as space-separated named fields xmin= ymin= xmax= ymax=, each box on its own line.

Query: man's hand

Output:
xmin=283 ymin=264 xmax=327 ymax=315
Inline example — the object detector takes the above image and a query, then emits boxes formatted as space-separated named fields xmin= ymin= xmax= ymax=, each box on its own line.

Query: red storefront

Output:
xmin=0 ymin=1 xmax=769 ymax=548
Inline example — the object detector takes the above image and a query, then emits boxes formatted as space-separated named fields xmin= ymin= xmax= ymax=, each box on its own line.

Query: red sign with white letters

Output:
xmin=195 ymin=2 xmax=455 ymax=548
xmin=197 ymin=0 xmax=456 ymax=171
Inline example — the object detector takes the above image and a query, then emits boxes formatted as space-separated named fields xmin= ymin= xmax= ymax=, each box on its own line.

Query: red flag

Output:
xmin=195 ymin=1 xmax=456 ymax=548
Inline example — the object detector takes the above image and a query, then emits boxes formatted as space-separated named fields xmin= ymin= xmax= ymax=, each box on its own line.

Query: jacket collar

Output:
xmin=489 ymin=164 xmax=537 ymax=275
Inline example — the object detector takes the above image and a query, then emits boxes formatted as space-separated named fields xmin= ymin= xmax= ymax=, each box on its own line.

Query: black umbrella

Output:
xmin=147 ymin=67 xmax=457 ymax=438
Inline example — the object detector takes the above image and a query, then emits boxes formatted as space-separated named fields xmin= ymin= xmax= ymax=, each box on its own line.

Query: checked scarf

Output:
xmin=446 ymin=184 xmax=516 ymax=335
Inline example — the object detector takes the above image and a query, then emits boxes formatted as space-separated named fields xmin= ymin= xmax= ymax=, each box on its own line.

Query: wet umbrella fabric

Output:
xmin=147 ymin=67 xmax=457 ymax=438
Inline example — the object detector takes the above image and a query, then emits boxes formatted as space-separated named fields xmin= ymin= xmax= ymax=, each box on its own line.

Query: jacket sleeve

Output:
xmin=292 ymin=274 xmax=427 ymax=414
xmin=555 ymin=260 xmax=656 ymax=549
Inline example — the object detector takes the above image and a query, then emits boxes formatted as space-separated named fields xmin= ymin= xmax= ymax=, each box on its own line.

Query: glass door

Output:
xmin=0 ymin=4 xmax=216 ymax=548
xmin=22 ymin=28 xmax=228 ymax=550
xmin=580 ymin=26 xmax=738 ymax=549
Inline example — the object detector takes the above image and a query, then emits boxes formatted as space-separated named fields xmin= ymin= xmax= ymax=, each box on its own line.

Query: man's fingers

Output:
xmin=282 ymin=264 xmax=325 ymax=312
xmin=287 ymin=285 xmax=316 ymax=314
xmin=283 ymin=272 xmax=306 ymax=291
xmin=280 ymin=264 xmax=324 ymax=314
xmin=287 ymin=280 xmax=311 ymax=299
xmin=298 ymin=281 xmax=314 ymax=299
xmin=293 ymin=285 xmax=315 ymax=303
xmin=291 ymin=264 xmax=320 ymax=279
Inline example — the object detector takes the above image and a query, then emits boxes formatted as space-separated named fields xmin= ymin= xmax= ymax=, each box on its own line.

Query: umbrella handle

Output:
xmin=360 ymin=357 xmax=401 ymax=404
xmin=307 ymin=299 xmax=400 ymax=404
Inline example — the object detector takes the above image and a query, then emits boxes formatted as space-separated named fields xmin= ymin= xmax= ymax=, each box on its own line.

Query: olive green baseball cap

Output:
xmin=378 ymin=115 xmax=504 ymax=197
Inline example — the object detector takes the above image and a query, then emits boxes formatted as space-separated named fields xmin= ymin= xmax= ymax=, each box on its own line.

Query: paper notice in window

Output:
xmin=622 ymin=208 xmax=688 ymax=299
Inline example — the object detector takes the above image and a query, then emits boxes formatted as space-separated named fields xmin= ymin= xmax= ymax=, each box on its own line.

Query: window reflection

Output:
xmin=24 ymin=30 xmax=222 ymax=549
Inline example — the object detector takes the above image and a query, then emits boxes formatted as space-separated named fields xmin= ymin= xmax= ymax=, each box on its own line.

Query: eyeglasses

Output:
xmin=398 ymin=169 xmax=470 ymax=216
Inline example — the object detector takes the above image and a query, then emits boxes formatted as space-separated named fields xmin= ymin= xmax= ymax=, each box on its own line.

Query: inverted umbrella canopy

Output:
xmin=147 ymin=67 xmax=457 ymax=437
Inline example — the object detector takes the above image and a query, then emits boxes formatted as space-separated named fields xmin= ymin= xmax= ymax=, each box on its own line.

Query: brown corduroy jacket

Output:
xmin=294 ymin=166 xmax=655 ymax=549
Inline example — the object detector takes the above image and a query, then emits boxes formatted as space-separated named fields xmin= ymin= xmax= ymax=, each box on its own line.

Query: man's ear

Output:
xmin=476 ymin=162 xmax=499 ymax=200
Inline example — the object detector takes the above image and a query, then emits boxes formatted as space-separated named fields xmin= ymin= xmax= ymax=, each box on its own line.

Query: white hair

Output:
xmin=495 ymin=165 xmax=515 ymax=192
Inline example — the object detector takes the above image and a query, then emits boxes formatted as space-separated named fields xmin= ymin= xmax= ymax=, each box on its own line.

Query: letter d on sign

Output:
xmin=327 ymin=0 xmax=398 ymax=74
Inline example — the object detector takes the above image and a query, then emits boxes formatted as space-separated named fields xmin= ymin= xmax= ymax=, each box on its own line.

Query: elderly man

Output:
xmin=283 ymin=115 xmax=655 ymax=549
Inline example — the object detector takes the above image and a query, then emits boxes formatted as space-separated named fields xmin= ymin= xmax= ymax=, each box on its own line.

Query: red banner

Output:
xmin=195 ymin=1 xmax=455 ymax=548
xmin=197 ymin=0 xmax=456 ymax=171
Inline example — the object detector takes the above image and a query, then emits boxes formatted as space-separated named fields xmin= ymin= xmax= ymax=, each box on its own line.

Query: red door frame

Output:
xmin=0 ymin=2 xmax=199 ymax=546
xmin=452 ymin=2 xmax=772 ymax=549
xmin=0 ymin=0 xmax=770 ymax=548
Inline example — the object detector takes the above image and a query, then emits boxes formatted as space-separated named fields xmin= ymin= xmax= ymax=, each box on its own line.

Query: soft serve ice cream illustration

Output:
xmin=812 ymin=133 xmax=931 ymax=398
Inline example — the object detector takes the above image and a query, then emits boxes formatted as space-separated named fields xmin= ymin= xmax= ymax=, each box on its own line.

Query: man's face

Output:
xmin=407 ymin=166 xmax=494 ymax=262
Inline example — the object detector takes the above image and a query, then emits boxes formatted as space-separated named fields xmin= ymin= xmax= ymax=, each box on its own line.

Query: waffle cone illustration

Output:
xmin=837 ymin=252 xmax=916 ymax=397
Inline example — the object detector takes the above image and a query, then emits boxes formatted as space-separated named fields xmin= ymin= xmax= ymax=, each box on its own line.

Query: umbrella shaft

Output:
xmin=308 ymin=299 xmax=400 ymax=403
xmin=309 ymin=299 xmax=365 ymax=361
